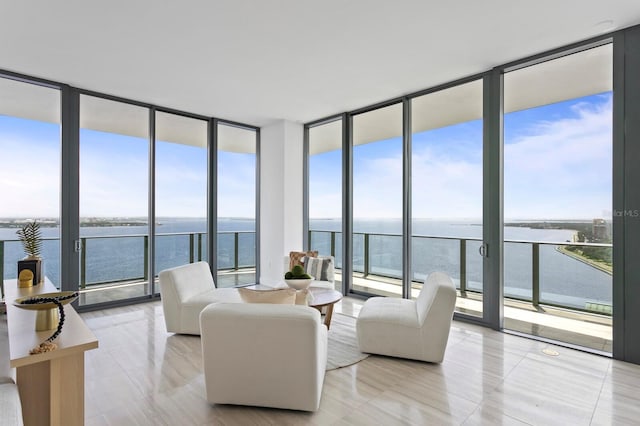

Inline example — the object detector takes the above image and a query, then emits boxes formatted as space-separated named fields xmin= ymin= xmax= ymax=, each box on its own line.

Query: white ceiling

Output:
xmin=1 ymin=1 xmax=639 ymax=128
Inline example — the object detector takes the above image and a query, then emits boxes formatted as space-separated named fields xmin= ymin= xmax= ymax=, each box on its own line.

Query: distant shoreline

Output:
xmin=0 ymin=217 xmax=257 ymax=228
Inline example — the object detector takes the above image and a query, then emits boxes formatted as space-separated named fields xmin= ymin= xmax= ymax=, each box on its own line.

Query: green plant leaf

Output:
xmin=16 ymin=221 xmax=42 ymax=258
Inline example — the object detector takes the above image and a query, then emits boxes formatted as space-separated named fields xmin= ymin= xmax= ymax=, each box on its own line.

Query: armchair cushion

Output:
xmin=159 ymin=262 xmax=240 ymax=335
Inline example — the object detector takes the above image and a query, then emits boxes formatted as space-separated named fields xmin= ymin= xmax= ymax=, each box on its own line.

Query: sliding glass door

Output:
xmin=411 ymin=80 xmax=484 ymax=318
xmin=79 ymin=95 xmax=150 ymax=305
xmin=503 ymin=44 xmax=613 ymax=352
xmin=216 ymin=123 xmax=257 ymax=287
xmin=154 ymin=112 xmax=208 ymax=290
xmin=351 ymin=103 xmax=403 ymax=297
xmin=308 ymin=118 xmax=343 ymax=291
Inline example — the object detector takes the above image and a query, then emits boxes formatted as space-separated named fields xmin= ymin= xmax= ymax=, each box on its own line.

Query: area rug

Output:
xmin=326 ymin=313 xmax=369 ymax=371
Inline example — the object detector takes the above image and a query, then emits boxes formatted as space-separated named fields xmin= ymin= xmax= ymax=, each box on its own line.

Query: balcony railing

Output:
xmin=309 ymin=230 xmax=613 ymax=315
xmin=0 ymin=231 xmax=255 ymax=293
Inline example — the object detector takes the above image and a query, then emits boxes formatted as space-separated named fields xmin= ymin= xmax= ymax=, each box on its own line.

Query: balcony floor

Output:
xmin=345 ymin=273 xmax=612 ymax=354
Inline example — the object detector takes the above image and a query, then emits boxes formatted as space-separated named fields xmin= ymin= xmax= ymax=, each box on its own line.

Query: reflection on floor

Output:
xmin=76 ymin=270 xmax=611 ymax=353
xmin=80 ymin=298 xmax=639 ymax=425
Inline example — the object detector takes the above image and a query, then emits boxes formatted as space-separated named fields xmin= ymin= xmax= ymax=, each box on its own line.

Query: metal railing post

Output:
xmin=80 ymin=238 xmax=87 ymax=289
xmin=234 ymin=232 xmax=239 ymax=270
xmin=364 ymin=233 xmax=370 ymax=278
xmin=0 ymin=241 xmax=4 ymax=299
xmin=460 ymin=239 xmax=467 ymax=293
xmin=330 ymin=231 xmax=336 ymax=257
xmin=189 ymin=234 xmax=195 ymax=264
xmin=198 ymin=233 xmax=203 ymax=262
xmin=308 ymin=230 xmax=312 ymax=251
xmin=143 ymin=236 xmax=149 ymax=282
xmin=532 ymin=243 xmax=540 ymax=307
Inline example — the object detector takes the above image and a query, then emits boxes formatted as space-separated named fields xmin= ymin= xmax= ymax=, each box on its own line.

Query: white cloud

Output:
xmin=412 ymin=143 xmax=482 ymax=219
xmin=217 ymin=154 xmax=256 ymax=218
xmin=504 ymin=95 xmax=612 ymax=219
xmin=353 ymin=151 xmax=403 ymax=218
xmin=0 ymin=134 xmax=60 ymax=217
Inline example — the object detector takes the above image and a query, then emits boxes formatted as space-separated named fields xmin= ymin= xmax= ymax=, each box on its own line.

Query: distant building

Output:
xmin=592 ymin=218 xmax=610 ymax=241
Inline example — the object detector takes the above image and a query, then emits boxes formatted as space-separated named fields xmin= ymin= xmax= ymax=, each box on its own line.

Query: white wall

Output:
xmin=259 ymin=120 xmax=304 ymax=284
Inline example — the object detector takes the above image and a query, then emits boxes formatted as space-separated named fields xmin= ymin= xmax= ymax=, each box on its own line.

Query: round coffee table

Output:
xmin=244 ymin=284 xmax=342 ymax=329
xmin=307 ymin=287 xmax=343 ymax=330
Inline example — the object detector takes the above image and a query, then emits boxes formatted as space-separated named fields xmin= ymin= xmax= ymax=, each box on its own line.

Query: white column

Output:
xmin=260 ymin=120 xmax=303 ymax=284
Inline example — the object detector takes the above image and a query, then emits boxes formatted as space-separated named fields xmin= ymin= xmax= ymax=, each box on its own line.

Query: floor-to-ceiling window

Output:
xmin=351 ymin=103 xmax=403 ymax=297
xmin=411 ymin=80 xmax=484 ymax=318
xmin=503 ymin=43 xmax=613 ymax=351
xmin=0 ymin=78 xmax=61 ymax=288
xmin=216 ymin=122 xmax=257 ymax=287
xmin=307 ymin=118 xmax=343 ymax=291
xmin=79 ymin=95 xmax=150 ymax=305
xmin=154 ymin=112 xmax=208 ymax=291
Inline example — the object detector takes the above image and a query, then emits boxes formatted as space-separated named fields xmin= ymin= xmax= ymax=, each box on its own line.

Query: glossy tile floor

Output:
xmin=77 ymin=297 xmax=640 ymax=425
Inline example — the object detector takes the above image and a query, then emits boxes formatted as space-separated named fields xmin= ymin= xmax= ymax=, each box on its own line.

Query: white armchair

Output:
xmin=158 ymin=261 xmax=241 ymax=335
xmin=200 ymin=302 xmax=328 ymax=411
xmin=0 ymin=379 xmax=23 ymax=426
xmin=356 ymin=271 xmax=457 ymax=363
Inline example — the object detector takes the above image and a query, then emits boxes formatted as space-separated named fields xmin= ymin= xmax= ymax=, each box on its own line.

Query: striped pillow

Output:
xmin=303 ymin=256 xmax=334 ymax=282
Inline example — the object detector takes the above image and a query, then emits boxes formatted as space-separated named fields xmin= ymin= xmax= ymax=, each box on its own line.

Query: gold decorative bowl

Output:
xmin=13 ymin=291 xmax=78 ymax=331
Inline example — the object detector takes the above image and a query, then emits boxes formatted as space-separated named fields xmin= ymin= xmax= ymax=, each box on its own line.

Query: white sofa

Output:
xmin=159 ymin=261 xmax=241 ymax=335
xmin=356 ymin=271 xmax=457 ymax=363
xmin=283 ymin=255 xmax=335 ymax=289
xmin=200 ymin=302 xmax=328 ymax=412
xmin=0 ymin=379 xmax=23 ymax=426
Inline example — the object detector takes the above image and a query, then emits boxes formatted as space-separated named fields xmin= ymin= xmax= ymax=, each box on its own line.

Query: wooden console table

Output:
xmin=4 ymin=279 xmax=98 ymax=426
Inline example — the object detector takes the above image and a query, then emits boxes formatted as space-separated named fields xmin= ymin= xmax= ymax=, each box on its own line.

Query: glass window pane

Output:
xmin=217 ymin=123 xmax=256 ymax=287
xmin=79 ymin=95 xmax=149 ymax=304
xmin=352 ymin=103 xmax=403 ymax=297
xmin=0 ymin=78 xmax=61 ymax=288
xmin=411 ymin=80 xmax=483 ymax=317
xmin=308 ymin=119 xmax=342 ymax=291
xmin=503 ymin=44 xmax=613 ymax=352
xmin=155 ymin=112 xmax=208 ymax=287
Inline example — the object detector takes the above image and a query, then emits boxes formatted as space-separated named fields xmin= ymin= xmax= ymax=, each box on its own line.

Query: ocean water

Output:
xmin=1 ymin=218 xmax=611 ymax=310
xmin=0 ymin=218 xmax=256 ymax=288
xmin=309 ymin=219 xmax=612 ymax=310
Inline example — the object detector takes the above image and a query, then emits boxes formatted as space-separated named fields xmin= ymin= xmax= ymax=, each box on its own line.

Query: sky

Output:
xmin=1 ymin=92 xmax=612 ymax=221
xmin=309 ymin=92 xmax=613 ymax=221
xmin=0 ymin=116 xmax=256 ymax=218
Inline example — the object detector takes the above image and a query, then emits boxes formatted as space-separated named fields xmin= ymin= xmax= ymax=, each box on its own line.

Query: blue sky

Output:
xmin=1 ymin=92 xmax=612 ymax=221
xmin=310 ymin=92 xmax=612 ymax=220
xmin=0 ymin=117 xmax=255 ymax=218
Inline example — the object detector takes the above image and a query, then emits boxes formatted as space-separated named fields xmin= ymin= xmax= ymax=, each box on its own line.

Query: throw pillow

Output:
xmin=304 ymin=256 xmax=334 ymax=282
xmin=289 ymin=250 xmax=318 ymax=271
xmin=238 ymin=288 xmax=296 ymax=304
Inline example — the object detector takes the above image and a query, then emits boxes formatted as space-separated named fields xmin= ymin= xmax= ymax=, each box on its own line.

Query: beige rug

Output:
xmin=326 ymin=313 xmax=369 ymax=371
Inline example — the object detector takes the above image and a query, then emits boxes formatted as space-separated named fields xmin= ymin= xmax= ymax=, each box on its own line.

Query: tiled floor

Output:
xmin=79 ymin=297 xmax=639 ymax=425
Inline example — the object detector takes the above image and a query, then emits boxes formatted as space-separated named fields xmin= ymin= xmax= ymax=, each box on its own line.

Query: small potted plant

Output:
xmin=284 ymin=264 xmax=313 ymax=290
xmin=17 ymin=221 xmax=43 ymax=287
